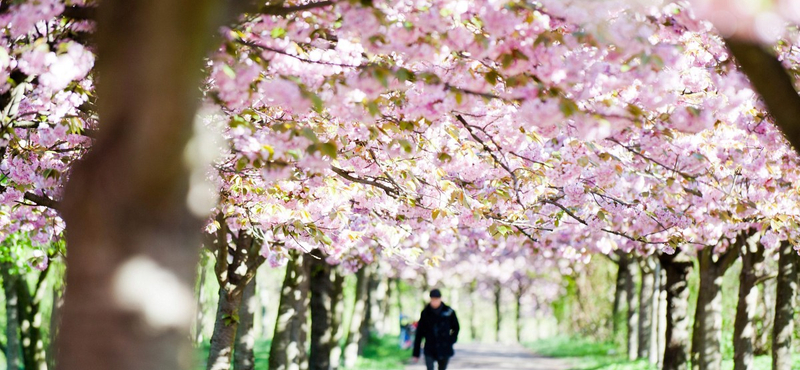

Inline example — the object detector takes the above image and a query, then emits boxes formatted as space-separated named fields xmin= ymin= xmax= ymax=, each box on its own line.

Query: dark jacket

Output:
xmin=412 ymin=303 xmax=460 ymax=359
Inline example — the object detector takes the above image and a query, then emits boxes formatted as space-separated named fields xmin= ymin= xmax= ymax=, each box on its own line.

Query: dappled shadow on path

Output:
xmin=406 ymin=343 xmax=572 ymax=370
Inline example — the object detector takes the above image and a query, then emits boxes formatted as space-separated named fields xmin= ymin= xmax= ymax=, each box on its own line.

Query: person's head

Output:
xmin=429 ymin=289 xmax=442 ymax=308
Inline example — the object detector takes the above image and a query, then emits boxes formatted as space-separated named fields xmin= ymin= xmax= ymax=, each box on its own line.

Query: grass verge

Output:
xmin=345 ymin=335 xmax=409 ymax=370
xmin=526 ymin=337 xmax=800 ymax=370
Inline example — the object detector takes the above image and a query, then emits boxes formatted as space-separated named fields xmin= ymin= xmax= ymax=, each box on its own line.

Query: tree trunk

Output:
xmin=658 ymin=264 xmax=668 ymax=368
xmin=329 ymin=270 xmax=345 ymax=370
xmin=207 ymin=231 xmax=263 ymax=370
xmin=624 ymin=257 xmax=638 ymax=361
xmin=1 ymin=262 xmax=21 ymax=370
xmin=233 ymin=278 xmax=257 ymax=370
xmin=206 ymin=288 xmax=244 ymax=370
xmin=755 ymin=276 xmax=776 ymax=355
xmin=468 ymin=280 xmax=478 ymax=341
xmin=733 ymin=238 xmax=765 ymax=370
xmin=660 ymin=252 xmax=693 ymax=370
xmin=18 ymin=266 xmax=51 ymax=370
xmin=47 ymin=283 xmax=65 ymax=370
xmin=653 ymin=262 xmax=664 ymax=366
xmin=56 ymin=0 xmax=223 ymax=369
xmin=343 ymin=267 xmax=369 ymax=369
xmin=515 ymin=290 xmax=523 ymax=343
xmin=638 ymin=257 xmax=657 ymax=360
xmin=691 ymin=244 xmax=738 ymax=370
xmin=358 ymin=266 xmax=374 ymax=351
xmin=494 ymin=282 xmax=502 ymax=342
xmin=269 ymin=251 xmax=310 ymax=370
xmin=196 ymin=262 xmax=209 ymax=344
xmin=366 ymin=271 xmax=387 ymax=336
xmin=772 ymin=241 xmax=797 ymax=370
xmin=382 ymin=277 xmax=393 ymax=335
xmin=309 ymin=249 xmax=333 ymax=370
xmin=612 ymin=257 xmax=626 ymax=338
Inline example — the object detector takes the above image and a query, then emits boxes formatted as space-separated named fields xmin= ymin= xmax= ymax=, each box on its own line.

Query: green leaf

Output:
xmin=559 ymin=99 xmax=579 ymax=117
xmin=397 ymin=139 xmax=413 ymax=153
xmin=485 ymin=70 xmax=501 ymax=85
xmin=319 ymin=142 xmax=338 ymax=158
xmin=271 ymin=27 xmax=286 ymax=38
xmin=373 ymin=67 xmax=391 ymax=88
xmin=236 ymin=157 xmax=249 ymax=171
xmin=222 ymin=64 xmax=236 ymax=79
xmin=366 ymin=101 xmax=381 ymax=116
xmin=300 ymin=127 xmax=319 ymax=142
xmin=395 ymin=68 xmax=416 ymax=83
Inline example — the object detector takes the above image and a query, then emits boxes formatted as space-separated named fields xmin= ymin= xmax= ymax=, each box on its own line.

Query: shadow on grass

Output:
xmin=346 ymin=335 xmax=409 ymax=370
xmin=525 ymin=337 xmax=800 ymax=370
xmin=525 ymin=337 xmax=655 ymax=370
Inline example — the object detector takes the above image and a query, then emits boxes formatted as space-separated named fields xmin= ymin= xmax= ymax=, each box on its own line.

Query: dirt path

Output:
xmin=405 ymin=342 xmax=573 ymax=370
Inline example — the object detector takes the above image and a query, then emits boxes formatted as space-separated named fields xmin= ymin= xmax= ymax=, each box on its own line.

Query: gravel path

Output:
xmin=405 ymin=342 xmax=573 ymax=370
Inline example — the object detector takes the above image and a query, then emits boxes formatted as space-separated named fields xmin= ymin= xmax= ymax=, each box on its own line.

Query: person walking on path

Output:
xmin=412 ymin=289 xmax=460 ymax=370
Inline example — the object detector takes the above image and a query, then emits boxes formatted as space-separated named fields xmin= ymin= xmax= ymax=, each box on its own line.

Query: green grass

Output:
xmin=526 ymin=337 xmax=800 ymax=370
xmin=345 ymin=335 xmax=409 ymax=370
xmin=194 ymin=335 xmax=407 ymax=370
xmin=526 ymin=336 xmax=654 ymax=370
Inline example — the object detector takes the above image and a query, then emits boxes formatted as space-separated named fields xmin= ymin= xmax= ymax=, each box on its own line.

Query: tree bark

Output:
xmin=660 ymin=252 xmax=694 ymax=370
xmin=494 ymin=281 xmax=502 ymax=342
xmin=47 ymin=282 xmax=65 ymax=370
xmin=755 ymin=276 xmax=776 ymax=355
xmin=269 ymin=251 xmax=310 ymax=370
xmin=18 ymin=265 xmax=51 ymax=370
xmin=515 ymin=290 xmax=523 ymax=343
xmin=624 ymin=256 xmax=638 ymax=361
xmin=366 ymin=271 xmax=387 ymax=336
xmin=382 ymin=277 xmax=393 ymax=335
xmin=1 ymin=262 xmax=21 ymax=370
xmin=309 ymin=249 xmax=333 ymax=370
xmin=658 ymin=264 xmax=668 ymax=368
xmin=343 ymin=267 xmax=369 ymax=369
xmin=772 ymin=241 xmax=797 ymax=370
xmin=468 ymin=280 xmax=478 ymax=341
xmin=207 ymin=230 xmax=263 ymax=370
xmin=233 ymin=278 xmax=257 ymax=370
xmin=196 ymin=261 xmax=209 ymax=344
xmin=612 ymin=256 xmax=626 ymax=338
xmin=638 ymin=257 xmax=657 ymax=360
xmin=329 ymin=270 xmax=345 ymax=370
xmin=56 ymin=0 xmax=224 ymax=369
xmin=652 ymin=262 xmax=663 ymax=366
xmin=691 ymin=243 xmax=739 ymax=370
xmin=733 ymin=236 xmax=765 ymax=370
xmin=207 ymin=288 xmax=244 ymax=370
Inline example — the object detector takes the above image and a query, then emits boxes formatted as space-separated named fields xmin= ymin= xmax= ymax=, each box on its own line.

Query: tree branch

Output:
xmin=259 ymin=1 xmax=335 ymax=16
xmin=725 ymin=39 xmax=800 ymax=152
xmin=0 ymin=185 xmax=60 ymax=210
xmin=62 ymin=5 xmax=96 ymax=21
xmin=330 ymin=166 xmax=399 ymax=197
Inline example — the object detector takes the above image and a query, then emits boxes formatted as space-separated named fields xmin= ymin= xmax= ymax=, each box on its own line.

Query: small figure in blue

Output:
xmin=411 ymin=289 xmax=460 ymax=370
xmin=399 ymin=314 xmax=414 ymax=349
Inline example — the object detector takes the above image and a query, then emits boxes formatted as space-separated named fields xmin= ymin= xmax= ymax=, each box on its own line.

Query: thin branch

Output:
xmin=330 ymin=166 xmax=399 ymax=197
xmin=259 ymin=1 xmax=335 ymax=16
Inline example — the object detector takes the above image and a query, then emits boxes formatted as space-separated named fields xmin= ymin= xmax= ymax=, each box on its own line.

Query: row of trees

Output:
xmin=573 ymin=242 xmax=799 ymax=370
xmin=1 ymin=1 xmax=800 ymax=370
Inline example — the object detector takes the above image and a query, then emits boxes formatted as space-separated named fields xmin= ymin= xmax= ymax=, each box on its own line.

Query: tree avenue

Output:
xmin=0 ymin=1 xmax=799 ymax=370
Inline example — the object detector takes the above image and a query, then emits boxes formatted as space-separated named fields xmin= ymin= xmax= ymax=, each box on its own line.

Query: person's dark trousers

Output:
xmin=425 ymin=356 xmax=450 ymax=370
